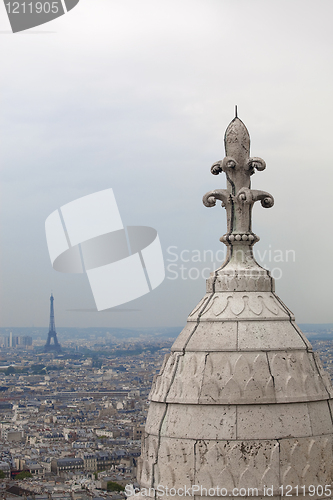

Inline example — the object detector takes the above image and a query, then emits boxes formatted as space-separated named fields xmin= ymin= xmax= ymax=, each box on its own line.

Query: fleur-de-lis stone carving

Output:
xmin=203 ymin=112 xmax=274 ymax=252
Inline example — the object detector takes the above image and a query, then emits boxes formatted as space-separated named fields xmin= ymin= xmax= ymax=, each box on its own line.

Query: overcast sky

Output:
xmin=1 ymin=0 xmax=333 ymax=329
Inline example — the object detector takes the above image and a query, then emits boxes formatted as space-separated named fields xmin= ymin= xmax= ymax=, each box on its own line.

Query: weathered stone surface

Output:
xmin=160 ymin=404 xmax=236 ymax=440
xmin=280 ymin=435 xmax=333 ymax=488
xmin=145 ymin=402 xmax=166 ymax=435
xmin=237 ymin=403 xmax=313 ymax=439
xmin=195 ymin=439 xmax=280 ymax=494
xmin=307 ymin=401 xmax=333 ymax=435
xmin=238 ymin=321 xmax=307 ymax=350
xmin=155 ymin=437 xmax=195 ymax=489
xmin=149 ymin=352 xmax=182 ymax=402
xmin=194 ymin=497 xmax=281 ymax=500
xmin=198 ymin=497 xmax=281 ymax=500
xmin=156 ymin=496 xmax=190 ymax=500
xmin=313 ymin=352 xmax=333 ymax=399
xmin=171 ymin=323 xmax=197 ymax=352
xmin=329 ymin=398 xmax=333 ymax=417
xmin=200 ymin=292 xmax=290 ymax=321
xmin=151 ymin=350 xmax=331 ymax=406
xmin=185 ymin=321 xmax=237 ymax=351
xmin=206 ymin=269 xmax=273 ymax=293
xmin=268 ymin=351 xmax=330 ymax=402
xmin=138 ymin=433 xmax=159 ymax=488
xmin=185 ymin=294 xmax=213 ymax=322
xmin=291 ymin=322 xmax=313 ymax=349
xmin=166 ymin=352 xmax=206 ymax=404
xmin=200 ymin=351 xmax=275 ymax=404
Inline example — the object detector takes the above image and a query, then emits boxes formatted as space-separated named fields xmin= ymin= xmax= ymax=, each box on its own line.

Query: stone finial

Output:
xmin=203 ymin=114 xmax=274 ymax=247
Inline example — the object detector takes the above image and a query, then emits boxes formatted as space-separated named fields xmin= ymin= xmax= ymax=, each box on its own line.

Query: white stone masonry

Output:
xmin=133 ymin=115 xmax=333 ymax=500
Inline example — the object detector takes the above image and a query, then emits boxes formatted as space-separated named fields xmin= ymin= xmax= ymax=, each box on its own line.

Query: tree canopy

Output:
xmin=107 ymin=481 xmax=125 ymax=492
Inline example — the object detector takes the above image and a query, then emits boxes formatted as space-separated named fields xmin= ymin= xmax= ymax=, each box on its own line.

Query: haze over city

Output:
xmin=1 ymin=0 xmax=333 ymax=328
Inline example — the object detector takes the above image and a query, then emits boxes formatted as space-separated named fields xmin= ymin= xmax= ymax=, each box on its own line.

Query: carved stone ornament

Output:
xmin=202 ymin=112 xmax=276 ymax=292
xmin=131 ymin=113 xmax=333 ymax=500
xmin=203 ymin=113 xmax=273 ymax=237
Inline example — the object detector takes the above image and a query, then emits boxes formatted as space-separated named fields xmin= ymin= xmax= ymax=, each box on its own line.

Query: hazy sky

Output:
xmin=1 ymin=0 xmax=333 ymax=328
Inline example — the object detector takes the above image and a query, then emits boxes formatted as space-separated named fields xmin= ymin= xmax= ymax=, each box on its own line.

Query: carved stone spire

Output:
xmin=203 ymin=115 xmax=275 ymax=292
xmin=203 ymin=115 xmax=273 ymax=243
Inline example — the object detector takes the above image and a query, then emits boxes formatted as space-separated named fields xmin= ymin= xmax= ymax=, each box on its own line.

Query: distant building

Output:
xmin=1 ymin=429 xmax=24 ymax=442
xmin=96 ymin=451 xmax=114 ymax=470
xmin=95 ymin=428 xmax=116 ymax=438
xmin=0 ymin=402 xmax=12 ymax=410
xmin=44 ymin=293 xmax=61 ymax=353
xmin=51 ymin=457 xmax=84 ymax=475
xmin=23 ymin=460 xmax=45 ymax=477
xmin=19 ymin=336 xmax=33 ymax=346
xmin=132 ymin=425 xmax=144 ymax=441
xmin=83 ymin=453 xmax=97 ymax=471
xmin=0 ymin=461 xmax=10 ymax=478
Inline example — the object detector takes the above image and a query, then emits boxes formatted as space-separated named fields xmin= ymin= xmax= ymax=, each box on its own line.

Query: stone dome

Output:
xmin=135 ymin=114 xmax=333 ymax=500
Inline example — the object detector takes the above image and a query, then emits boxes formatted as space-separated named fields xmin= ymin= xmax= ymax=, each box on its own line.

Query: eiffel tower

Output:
xmin=44 ymin=293 xmax=61 ymax=353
